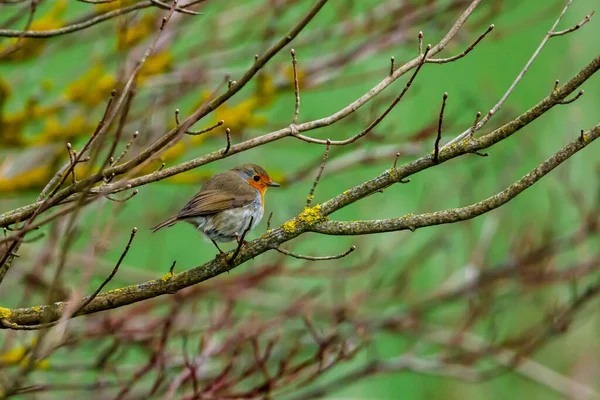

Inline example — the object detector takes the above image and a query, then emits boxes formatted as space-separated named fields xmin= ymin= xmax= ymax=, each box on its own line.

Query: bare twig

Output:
xmin=229 ymin=217 xmax=254 ymax=264
xmin=73 ymin=227 xmax=137 ymax=316
xmin=223 ymin=128 xmax=232 ymax=154
xmin=291 ymin=45 xmax=432 ymax=146
xmin=444 ymin=0 xmax=581 ymax=148
xmin=558 ymin=89 xmax=583 ymax=105
xmin=433 ymin=92 xmax=448 ymax=164
xmin=306 ymin=140 xmax=331 ymax=207
xmin=549 ymin=10 xmax=594 ymax=37
xmin=291 ymin=48 xmax=300 ymax=124
xmin=427 ymin=24 xmax=494 ymax=63
xmin=185 ymin=120 xmax=224 ymax=136
xmin=105 ymin=189 xmax=139 ymax=203
xmin=273 ymin=245 xmax=355 ymax=261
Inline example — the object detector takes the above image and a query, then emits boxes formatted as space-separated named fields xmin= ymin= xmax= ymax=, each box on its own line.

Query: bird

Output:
xmin=151 ymin=163 xmax=280 ymax=253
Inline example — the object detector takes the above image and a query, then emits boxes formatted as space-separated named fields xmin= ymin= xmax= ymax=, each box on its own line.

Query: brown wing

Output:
xmin=176 ymin=171 xmax=256 ymax=220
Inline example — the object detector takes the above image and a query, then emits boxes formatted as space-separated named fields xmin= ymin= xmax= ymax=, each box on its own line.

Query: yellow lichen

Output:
xmin=343 ymin=190 xmax=350 ymax=195
xmin=160 ymin=272 xmax=174 ymax=282
xmin=298 ymin=204 xmax=324 ymax=225
xmin=0 ymin=342 xmax=50 ymax=370
xmin=35 ymin=359 xmax=50 ymax=370
xmin=283 ymin=219 xmax=297 ymax=233
xmin=0 ymin=307 xmax=12 ymax=319
xmin=283 ymin=205 xmax=325 ymax=233
xmin=306 ymin=194 xmax=314 ymax=202
xmin=32 ymin=306 xmax=41 ymax=312
xmin=0 ymin=346 xmax=25 ymax=364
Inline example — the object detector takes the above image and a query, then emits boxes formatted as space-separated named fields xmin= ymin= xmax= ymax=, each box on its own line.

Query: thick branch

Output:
xmin=0 ymin=123 xmax=597 ymax=328
xmin=310 ymin=124 xmax=600 ymax=235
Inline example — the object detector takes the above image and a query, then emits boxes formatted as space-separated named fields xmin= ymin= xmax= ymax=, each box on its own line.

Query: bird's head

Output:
xmin=232 ymin=163 xmax=280 ymax=194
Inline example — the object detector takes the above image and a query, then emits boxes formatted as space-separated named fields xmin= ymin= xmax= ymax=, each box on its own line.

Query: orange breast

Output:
xmin=248 ymin=180 xmax=266 ymax=211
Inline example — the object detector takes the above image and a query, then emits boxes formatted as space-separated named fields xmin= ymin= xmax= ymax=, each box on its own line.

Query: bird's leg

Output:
xmin=210 ymin=239 xmax=225 ymax=255
xmin=233 ymin=233 xmax=248 ymax=245
xmin=229 ymin=217 xmax=254 ymax=265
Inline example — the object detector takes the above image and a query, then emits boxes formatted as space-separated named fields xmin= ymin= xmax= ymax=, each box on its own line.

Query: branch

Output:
xmin=426 ymin=24 xmax=494 ymax=64
xmin=291 ymin=48 xmax=300 ymax=124
xmin=310 ymin=124 xmax=600 ymax=235
xmin=549 ymin=10 xmax=594 ymax=37
xmin=272 ymin=245 xmax=355 ymax=261
xmin=291 ymin=45 xmax=431 ymax=146
xmin=433 ymin=92 xmax=448 ymax=164
xmin=444 ymin=0 xmax=586 ymax=147
xmin=1 ymin=123 xmax=597 ymax=328
xmin=0 ymin=0 xmax=482 ymax=227
xmin=0 ymin=1 xmax=155 ymax=38
xmin=315 ymin=53 xmax=600 ymax=217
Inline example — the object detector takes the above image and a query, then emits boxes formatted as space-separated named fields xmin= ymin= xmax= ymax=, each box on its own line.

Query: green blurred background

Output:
xmin=1 ymin=0 xmax=599 ymax=398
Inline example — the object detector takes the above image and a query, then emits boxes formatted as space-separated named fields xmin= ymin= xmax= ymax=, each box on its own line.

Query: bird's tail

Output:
xmin=151 ymin=216 xmax=179 ymax=232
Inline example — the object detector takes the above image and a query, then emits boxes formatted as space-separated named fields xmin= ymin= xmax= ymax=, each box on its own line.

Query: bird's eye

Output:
xmin=253 ymin=175 xmax=260 ymax=182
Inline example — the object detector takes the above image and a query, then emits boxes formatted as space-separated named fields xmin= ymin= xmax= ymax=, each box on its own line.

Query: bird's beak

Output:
xmin=268 ymin=181 xmax=280 ymax=187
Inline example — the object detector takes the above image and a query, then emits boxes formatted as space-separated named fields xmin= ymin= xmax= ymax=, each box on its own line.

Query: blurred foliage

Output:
xmin=0 ymin=0 xmax=599 ymax=398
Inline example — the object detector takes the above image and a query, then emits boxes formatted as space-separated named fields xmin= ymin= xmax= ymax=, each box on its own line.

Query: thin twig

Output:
xmin=223 ymin=128 xmax=232 ymax=154
xmin=73 ymin=227 xmax=137 ymax=316
xmin=291 ymin=48 xmax=300 ymax=124
xmin=470 ymin=111 xmax=481 ymax=138
xmin=307 ymin=140 xmax=331 ymax=207
xmin=105 ymin=189 xmax=139 ymax=203
xmin=110 ymin=131 xmax=139 ymax=167
xmin=273 ymin=245 xmax=355 ymax=261
xmin=393 ymin=152 xmax=401 ymax=169
xmin=433 ymin=92 xmax=448 ymax=164
xmin=292 ymin=45 xmax=432 ymax=146
xmin=558 ymin=90 xmax=583 ymax=105
xmin=229 ymin=217 xmax=254 ymax=264
xmin=444 ymin=0 xmax=579 ymax=148
xmin=185 ymin=120 xmax=224 ymax=136
xmin=549 ymin=10 xmax=594 ymax=37
xmin=427 ymin=24 xmax=494 ymax=64
xmin=66 ymin=143 xmax=76 ymax=184
xmin=0 ymin=0 xmax=37 ymax=58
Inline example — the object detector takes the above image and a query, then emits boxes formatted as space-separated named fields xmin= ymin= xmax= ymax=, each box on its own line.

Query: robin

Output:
xmin=151 ymin=164 xmax=280 ymax=253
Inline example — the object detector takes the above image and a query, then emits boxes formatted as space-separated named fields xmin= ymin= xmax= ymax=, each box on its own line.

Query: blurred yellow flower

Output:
xmin=0 ymin=1 xmax=67 ymax=62
xmin=95 ymin=0 xmax=138 ymax=14
xmin=30 ymin=112 xmax=92 ymax=145
xmin=255 ymin=72 xmax=276 ymax=106
xmin=213 ymin=97 xmax=266 ymax=135
xmin=0 ymin=165 xmax=50 ymax=193
xmin=160 ymin=141 xmax=186 ymax=162
xmin=138 ymin=52 xmax=173 ymax=84
xmin=0 ymin=345 xmax=50 ymax=370
xmin=284 ymin=64 xmax=306 ymax=87
xmin=64 ymin=64 xmax=116 ymax=108
xmin=117 ymin=14 xmax=155 ymax=51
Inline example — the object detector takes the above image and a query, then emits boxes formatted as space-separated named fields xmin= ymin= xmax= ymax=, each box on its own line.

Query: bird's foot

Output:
xmin=233 ymin=233 xmax=249 ymax=245
xmin=215 ymin=252 xmax=229 ymax=262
